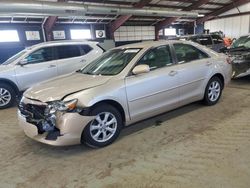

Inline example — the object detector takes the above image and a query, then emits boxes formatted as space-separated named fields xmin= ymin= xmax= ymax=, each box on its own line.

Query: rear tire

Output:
xmin=81 ymin=104 xmax=123 ymax=148
xmin=203 ymin=77 xmax=223 ymax=106
xmin=0 ymin=83 xmax=16 ymax=109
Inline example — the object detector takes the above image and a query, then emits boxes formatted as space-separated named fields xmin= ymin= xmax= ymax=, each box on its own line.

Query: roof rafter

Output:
xmin=197 ymin=0 xmax=250 ymax=24
xmin=155 ymin=0 xmax=211 ymax=31
xmin=109 ymin=0 xmax=151 ymax=34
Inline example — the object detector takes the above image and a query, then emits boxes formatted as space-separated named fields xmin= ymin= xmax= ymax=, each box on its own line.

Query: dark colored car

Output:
xmin=178 ymin=34 xmax=225 ymax=52
xmin=225 ymin=34 xmax=250 ymax=78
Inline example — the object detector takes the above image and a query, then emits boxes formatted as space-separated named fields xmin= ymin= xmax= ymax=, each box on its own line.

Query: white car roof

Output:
xmin=27 ymin=40 xmax=98 ymax=49
xmin=115 ymin=40 xmax=201 ymax=49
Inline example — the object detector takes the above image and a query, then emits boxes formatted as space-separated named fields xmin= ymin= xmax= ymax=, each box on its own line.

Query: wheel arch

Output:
xmin=90 ymin=100 xmax=126 ymax=123
xmin=210 ymin=73 xmax=225 ymax=89
xmin=0 ymin=78 xmax=19 ymax=94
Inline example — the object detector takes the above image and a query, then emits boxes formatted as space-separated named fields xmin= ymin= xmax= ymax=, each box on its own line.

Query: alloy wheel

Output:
xmin=90 ymin=112 xmax=118 ymax=143
xmin=0 ymin=88 xmax=11 ymax=107
xmin=208 ymin=81 xmax=221 ymax=102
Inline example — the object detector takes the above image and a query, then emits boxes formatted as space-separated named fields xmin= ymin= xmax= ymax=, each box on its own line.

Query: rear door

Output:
xmin=173 ymin=43 xmax=213 ymax=105
xmin=15 ymin=47 xmax=58 ymax=90
xmin=54 ymin=45 xmax=86 ymax=76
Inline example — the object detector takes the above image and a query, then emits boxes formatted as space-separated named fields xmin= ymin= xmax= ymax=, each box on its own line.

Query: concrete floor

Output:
xmin=0 ymin=76 xmax=250 ymax=188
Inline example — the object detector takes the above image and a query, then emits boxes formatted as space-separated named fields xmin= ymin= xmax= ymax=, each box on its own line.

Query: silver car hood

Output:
xmin=24 ymin=73 xmax=111 ymax=102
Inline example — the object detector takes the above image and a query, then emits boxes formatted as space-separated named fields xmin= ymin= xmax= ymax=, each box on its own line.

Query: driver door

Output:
xmin=125 ymin=45 xmax=180 ymax=122
xmin=15 ymin=47 xmax=58 ymax=91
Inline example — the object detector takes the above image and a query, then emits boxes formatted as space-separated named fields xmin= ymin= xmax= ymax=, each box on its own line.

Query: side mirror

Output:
xmin=19 ymin=59 xmax=28 ymax=66
xmin=132 ymin=64 xmax=150 ymax=75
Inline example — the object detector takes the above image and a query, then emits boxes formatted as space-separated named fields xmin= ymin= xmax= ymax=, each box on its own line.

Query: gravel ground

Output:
xmin=0 ymin=76 xmax=249 ymax=188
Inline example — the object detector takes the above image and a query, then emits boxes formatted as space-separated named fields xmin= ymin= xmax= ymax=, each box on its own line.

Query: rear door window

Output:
xmin=173 ymin=43 xmax=209 ymax=63
xmin=80 ymin=45 xmax=93 ymax=55
xmin=56 ymin=45 xmax=81 ymax=60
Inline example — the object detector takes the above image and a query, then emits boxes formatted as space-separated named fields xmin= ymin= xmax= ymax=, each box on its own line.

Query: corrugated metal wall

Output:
xmin=204 ymin=2 xmax=250 ymax=39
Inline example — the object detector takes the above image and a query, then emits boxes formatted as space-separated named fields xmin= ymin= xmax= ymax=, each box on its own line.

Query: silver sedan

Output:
xmin=18 ymin=40 xmax=232 ymax=148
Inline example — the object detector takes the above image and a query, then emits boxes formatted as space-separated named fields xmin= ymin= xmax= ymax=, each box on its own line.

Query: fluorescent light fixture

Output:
xmin=0 ymin=30 xmax=19 ymax=42
xmin=165 ymin=28 xmax=176 ymax=36
xmin=70 ymin=29 xmax=92 ymax=40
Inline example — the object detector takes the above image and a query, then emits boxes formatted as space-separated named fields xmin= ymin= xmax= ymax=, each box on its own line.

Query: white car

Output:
xmin=0 ymin=40 xmax=103 ymax=109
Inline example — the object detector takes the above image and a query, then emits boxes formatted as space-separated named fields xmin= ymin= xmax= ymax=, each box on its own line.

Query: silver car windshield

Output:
xmin=2 ymin=49 xmax=27 ymax=65
xmin=80 ymin=48 xmax=141 ymax=76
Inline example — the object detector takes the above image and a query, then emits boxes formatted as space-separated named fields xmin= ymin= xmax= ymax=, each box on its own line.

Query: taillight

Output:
xmin=226 ymin=57 xmax=232 ymax=64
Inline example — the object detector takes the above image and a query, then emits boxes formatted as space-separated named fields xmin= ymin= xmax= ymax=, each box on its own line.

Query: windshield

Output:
xmin=232 ymin=35 xmax=250 ymax=48
xmin=79 ymin=48 xmax=141 ymax=76
xmin=2 ymin=49 xmax=27 ymax=65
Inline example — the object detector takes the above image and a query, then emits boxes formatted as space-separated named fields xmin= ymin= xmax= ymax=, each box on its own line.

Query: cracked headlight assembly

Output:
xmin=45 ymin=99 xmax=78 ymax=114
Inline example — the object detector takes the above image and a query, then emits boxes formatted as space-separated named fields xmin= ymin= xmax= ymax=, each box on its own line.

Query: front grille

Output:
xmin=19 ymin=102 xmax=48 ymax=134
xmin=19 ymin=102 xmax=47 ymax=120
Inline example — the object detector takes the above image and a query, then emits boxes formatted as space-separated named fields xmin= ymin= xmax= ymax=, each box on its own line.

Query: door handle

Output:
xmin=206 ymin=61 xmax=212 ymax=66
xmin=169 ymin=70 xmax=178 ymax=76
xmin=80 ymin=59 xmax=87 ymax=63
xmin=48 ymin=65 xmax=56 ymax=68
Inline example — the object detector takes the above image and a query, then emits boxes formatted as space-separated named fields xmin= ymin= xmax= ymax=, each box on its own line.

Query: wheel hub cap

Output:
xmin=0 ymin=88 xmax=11 ymax=107
xmin=208 ymin=81 xmax=220 ymax=102
xmin=90 ymin=112 xmax=117 ymax=143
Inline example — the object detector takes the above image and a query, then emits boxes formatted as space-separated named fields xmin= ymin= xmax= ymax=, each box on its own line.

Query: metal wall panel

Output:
xmin=205 ymin=15 xmax=250 ymax=38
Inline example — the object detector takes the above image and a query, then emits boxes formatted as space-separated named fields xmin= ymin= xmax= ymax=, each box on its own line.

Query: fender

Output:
xmin=0 ymin=78 xmax=20 ymax=94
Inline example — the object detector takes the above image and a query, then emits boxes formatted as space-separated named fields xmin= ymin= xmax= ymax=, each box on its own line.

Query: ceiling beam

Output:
xmin=81 ymin=0 xmax=229 ymax=6
xmin=76 ymin=0 xmax=227 ymax=11
xmin=147 ymin=3 xmax=220 ymax=11
xmin=196 ymin=0 xmax=250 ymax=24
xmin=109 ymin=0 xmax=151 ymax=35
xmin=154 ymin=0 xmax=230 ymax=6
xmin=155 ymin=0 xmax=210 ymax=32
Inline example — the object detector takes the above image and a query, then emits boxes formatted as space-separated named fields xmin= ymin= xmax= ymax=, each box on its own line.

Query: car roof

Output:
xmin=114 ymin=40 xmax=184 ymax=49
xmin=182 ymin=34 xmax=213 ymax=38
xmin=29 ymin=40 xmax=98 ymax=49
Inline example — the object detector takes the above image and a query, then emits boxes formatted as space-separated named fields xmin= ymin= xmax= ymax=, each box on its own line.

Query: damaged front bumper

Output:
xmin=18 ymin=97 xmax=94 ymax=146
xmin=229 ymin=51 xmax=250 ymax=78
xmin=232 ymin=60 xmax=250 ymax=78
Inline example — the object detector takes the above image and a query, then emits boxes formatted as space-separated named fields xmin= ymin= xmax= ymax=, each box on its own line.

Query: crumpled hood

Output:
xmin=24 ymin=73 xmax=111 ymax=102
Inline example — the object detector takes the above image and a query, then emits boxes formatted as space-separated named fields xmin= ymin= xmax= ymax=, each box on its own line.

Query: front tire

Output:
xmin=0 ymin=83 xmax=16 ymax=109
xmin=203 ymin=77 xmax=223 ymax=106
xmin=82 ymin=104 xmax=123 ymax=148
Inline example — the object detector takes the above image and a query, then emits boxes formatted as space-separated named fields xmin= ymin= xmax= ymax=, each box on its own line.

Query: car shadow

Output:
xmin=120 ymin=102 xmax=204 ymax=138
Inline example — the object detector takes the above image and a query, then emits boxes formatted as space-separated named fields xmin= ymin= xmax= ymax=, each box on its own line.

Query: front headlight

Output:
xmin=46 ymin=99 xmax=78 ymax=114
